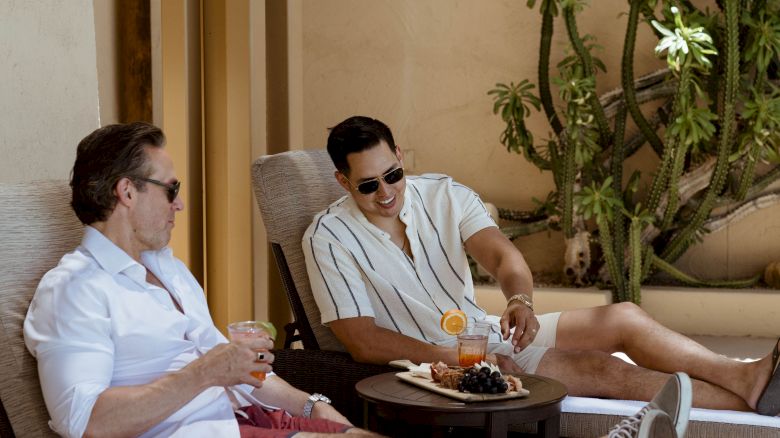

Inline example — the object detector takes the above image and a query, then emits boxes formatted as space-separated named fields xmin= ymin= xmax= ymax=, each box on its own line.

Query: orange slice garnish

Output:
xmin=440 ymin=309 xmax=467 ymax=335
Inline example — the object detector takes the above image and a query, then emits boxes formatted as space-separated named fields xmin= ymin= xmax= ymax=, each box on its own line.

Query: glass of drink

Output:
xmin=457 ymin=322 xmax=490 ymax=367
xmin=227 ymin=320 xmax=276 ymax=381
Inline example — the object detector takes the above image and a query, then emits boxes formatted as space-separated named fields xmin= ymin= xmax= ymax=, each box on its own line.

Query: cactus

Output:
xmin=490 ymin=0 xmax=780 ymax=303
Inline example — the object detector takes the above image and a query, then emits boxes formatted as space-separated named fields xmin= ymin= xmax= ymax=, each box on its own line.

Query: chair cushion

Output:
xmin=559 ymin=396 xmax=780 ymax=437
xmin=252 ymin=150 xmax=347 ymax=351
xmin=0 ymin=180 xmax=82 ymax=437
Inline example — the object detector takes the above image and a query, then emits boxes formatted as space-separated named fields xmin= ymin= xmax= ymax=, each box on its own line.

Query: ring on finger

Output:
xmin=256 ymin=352 xmax=265 ymax=362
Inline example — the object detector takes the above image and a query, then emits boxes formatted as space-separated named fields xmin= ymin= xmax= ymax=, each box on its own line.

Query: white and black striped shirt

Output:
xmin=303 ymin=174 xmax=502 ymax=345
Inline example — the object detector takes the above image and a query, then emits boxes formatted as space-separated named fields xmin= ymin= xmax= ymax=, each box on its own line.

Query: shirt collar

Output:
xmin=81 ymin=226 xmax=175 ymax=284
xmin=82 ymin=226 xmax=139 ymax=275
xmin=141 ymin=246 xmax=175 ymax=279
xmin=399 ymin=180 xmax=412 ymax=222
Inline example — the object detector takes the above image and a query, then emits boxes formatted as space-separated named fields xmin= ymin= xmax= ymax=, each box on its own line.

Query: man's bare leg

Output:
xmin=553 ymin=303 xmax=776 ymax=409
xmin=531 ymin=349 xmax=749 ymax=410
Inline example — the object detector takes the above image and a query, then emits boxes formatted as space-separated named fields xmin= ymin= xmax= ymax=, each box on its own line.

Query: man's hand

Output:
xmin=499 ymin=302 xmax=539 ymax=353
xmin=194 ymin=338 xmax=275 ymax=388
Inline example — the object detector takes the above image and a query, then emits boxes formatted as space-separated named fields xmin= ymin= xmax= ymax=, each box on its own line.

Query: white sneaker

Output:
xmin=639 ymin=409 xmax=677 ymax=438
xmin=608 ymin=408 xmax=676 ymax=438
xmin=648 ymin=372 xmax=692 ymax=438
xmin=607 ymin=372 xmax=692 ymax=438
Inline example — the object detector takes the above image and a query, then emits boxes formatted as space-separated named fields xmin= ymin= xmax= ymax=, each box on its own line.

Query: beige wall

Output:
xmin=94 ymin=0 xmax=120 ymax=125
xmin=297 ymin=0 xmax=779 ymax=281
xmin=0 ymin=0 xmax=100 ymax=182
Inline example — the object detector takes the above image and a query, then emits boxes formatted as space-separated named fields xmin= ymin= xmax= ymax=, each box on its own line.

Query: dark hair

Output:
xmin=326 ymin=116 xmax=397 ymax=174
xmin=70 ymin=122 xmax=166 ymax=224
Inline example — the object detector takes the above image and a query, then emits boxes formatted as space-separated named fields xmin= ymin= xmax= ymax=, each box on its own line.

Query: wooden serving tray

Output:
xmin=395 ymin=371 xmax=530 ymax=402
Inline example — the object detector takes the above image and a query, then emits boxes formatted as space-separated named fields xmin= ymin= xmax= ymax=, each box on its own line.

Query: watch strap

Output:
xmin=302 ymin=393 xmax=331 ymax=418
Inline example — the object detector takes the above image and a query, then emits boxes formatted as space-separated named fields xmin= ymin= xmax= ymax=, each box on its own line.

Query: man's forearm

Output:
xmin=83 ymin=335 xmax=271 ymax=437
xmin=330 ymin=318 xmax=458 ymax=366
xmin=250 ymin=375 xmax=309 ymax=416
xmin=495 ymin=253 xmax=534 ymax=301
xmin=362 ymin=330 xmax=457 ymax=365
xmin=251 ymin=376 xmax=353 ymax=426
xmin=463 ymin=227 xmax=533 ymax=301
xmin=84 ymin=359 xmax=212 ymax=438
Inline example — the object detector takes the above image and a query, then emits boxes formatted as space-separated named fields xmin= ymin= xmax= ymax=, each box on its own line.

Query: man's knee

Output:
xmin=607 ymin=301 xmax=650 ymax=324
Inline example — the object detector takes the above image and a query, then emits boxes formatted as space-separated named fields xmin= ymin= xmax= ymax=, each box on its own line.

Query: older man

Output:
xmin=24 ymin=122 xmax=378 ymax=438
xmin=303 ymin=115 xmax=780 ymax=415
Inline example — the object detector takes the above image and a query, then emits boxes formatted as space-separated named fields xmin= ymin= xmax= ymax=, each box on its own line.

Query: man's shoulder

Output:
xmin=407 ymin=173 xmax=476 ymax=200
xmin=37 ymin=248 xmax=106 ymax=297
xmin=408 ymin=173 xmax=476 ymax=191
xmin=408 ymin=173 xmax=453 ymax=186
xmin=303 ymin=195 xmax=353 ymax=238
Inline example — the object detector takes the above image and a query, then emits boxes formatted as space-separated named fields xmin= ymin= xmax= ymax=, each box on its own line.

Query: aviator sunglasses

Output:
xmin=136 ymin=177 xmax=181 ymax=203
xmin=347 ymin=166 xmax=405 ymax=195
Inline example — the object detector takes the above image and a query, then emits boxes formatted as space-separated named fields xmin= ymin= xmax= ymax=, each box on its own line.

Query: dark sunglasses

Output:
xmin=136 ymin=177 xmax=181 ymax=203
xmin=348 ymin=167 xmax=405 ymax=195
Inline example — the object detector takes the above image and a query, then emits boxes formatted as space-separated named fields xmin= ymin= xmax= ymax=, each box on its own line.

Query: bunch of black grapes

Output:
xmin=458 ymin=367 xmax=509 ymax=394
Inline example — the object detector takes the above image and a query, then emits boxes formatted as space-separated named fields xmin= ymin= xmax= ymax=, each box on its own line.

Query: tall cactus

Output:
xmin=562 ymin=3 xmax=612 ymax=147
xmin=489 ymin=0 xmax=779 ymax=302
xmin=538 ymin=0 xmax=564 ymax=138
xmin=661 ymin=0 xmax=741 ymax=262
xmin=622 ymin=0 xmax=665 ymax=158
xmin=611 ymin=105 xmax=628 ymax=297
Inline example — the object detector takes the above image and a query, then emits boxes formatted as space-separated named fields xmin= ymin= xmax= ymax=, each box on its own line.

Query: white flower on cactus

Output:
xmin=652 ymin=7 xmax=717 ymax=72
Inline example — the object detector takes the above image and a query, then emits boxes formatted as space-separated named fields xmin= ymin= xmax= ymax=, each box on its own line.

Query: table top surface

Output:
xmin=356 ymin=372 xmax=567 ymax=413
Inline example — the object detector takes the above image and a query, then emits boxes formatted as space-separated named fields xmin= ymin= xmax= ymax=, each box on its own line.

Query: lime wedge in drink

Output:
xmin=258 ymin=321 xmax=277 ymax=341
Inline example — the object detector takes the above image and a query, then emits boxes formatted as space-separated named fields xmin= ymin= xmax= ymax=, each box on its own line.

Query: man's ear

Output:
xmin=395 ymin=146 xmax=405 ymax=169
xmin=334 ymin=171 xmax=352 ymax=193
xmin=115 ymin=177 xmax=135 ymax=207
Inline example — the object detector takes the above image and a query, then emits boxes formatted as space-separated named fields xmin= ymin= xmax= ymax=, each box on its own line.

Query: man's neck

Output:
xmin=90 ymin=220 xmax=143 ymax=263
xmin=365 ymin=214 xmax=396 ymax=231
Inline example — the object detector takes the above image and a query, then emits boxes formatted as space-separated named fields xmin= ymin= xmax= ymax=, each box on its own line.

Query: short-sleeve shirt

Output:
xmin=24 ymin=226 xmax=258 ymax=438
xmin=302 ymin=174 xmax=503 ymax=345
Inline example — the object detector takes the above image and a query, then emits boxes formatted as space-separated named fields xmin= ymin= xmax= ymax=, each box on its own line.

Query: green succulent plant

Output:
xmin=488 ymin=0 xmax=780 ymax=303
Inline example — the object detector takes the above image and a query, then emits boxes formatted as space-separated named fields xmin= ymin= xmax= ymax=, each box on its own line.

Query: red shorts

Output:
xmin=235 ymin=405 xmax=351 ymax=438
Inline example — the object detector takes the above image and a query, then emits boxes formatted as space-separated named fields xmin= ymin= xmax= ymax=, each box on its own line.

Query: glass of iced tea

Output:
xmin=227 ymin=320 xmax=276 ymax=381
xmin=457 ymin=322 xmax=490 ymax=367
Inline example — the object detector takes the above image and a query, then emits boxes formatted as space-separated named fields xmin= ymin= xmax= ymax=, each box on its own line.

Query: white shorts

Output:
xmin=486 ymin=311 xmax=560 ymax=373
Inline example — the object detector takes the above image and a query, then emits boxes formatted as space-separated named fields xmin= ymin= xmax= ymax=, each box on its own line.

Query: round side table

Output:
xmin=356 ymin=372 xmax=567 ymax=437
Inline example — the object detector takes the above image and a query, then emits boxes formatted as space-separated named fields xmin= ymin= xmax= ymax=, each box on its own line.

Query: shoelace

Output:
xmin=608 ymin=406 xmax=650 ymax=438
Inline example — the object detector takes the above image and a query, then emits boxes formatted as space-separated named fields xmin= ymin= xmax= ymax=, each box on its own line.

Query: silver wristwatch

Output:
xmin=302 ymin=393 xmax=331 ymax=418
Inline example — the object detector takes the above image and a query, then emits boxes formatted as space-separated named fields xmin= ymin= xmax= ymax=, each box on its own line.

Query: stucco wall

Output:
xmin=0 ymin=0 xmax=100 ymax=183
xmin=298 ymin=0 xmax=779 ymax=281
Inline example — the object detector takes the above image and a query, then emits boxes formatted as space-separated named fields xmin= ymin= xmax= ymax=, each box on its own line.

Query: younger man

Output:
xmin=303 ymin=115 xmax=780 ymax=414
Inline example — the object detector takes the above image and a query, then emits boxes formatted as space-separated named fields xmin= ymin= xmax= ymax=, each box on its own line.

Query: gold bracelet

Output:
xmin=507 ymin=293 xmax=534 ymax=312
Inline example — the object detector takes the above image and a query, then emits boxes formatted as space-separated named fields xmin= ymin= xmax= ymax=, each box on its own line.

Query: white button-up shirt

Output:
xmin=24 ymin=226 xmax=252 ymax=438
xmin=303 ymin=174 xmax=503 ymax=345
